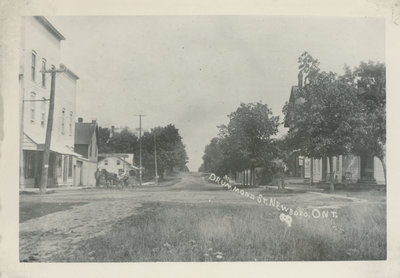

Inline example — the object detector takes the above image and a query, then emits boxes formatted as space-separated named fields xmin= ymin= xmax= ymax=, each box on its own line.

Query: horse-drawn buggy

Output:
xmin=99 ymin=169 xmax=135 ymax=189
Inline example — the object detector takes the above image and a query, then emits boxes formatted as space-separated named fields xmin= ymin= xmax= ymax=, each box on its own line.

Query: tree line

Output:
xmin=200 ymin=51 xmax=386 ymax=187
xmin=98 ymin=124 xmax=188 ymax=180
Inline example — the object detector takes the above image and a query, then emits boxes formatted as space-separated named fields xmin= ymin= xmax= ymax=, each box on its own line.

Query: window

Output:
xmin=69 ymin=111 xmax=73 ymax=136
xmin=104 ymin=159 xmax=108 ymax=166
xmin=61 ymin=108 xmax=65 ymax=134
xmin=40 ymin=97 xmax=46 ymax=127
xmin=116 ymin=160 xmax=121 ymax=165
xmin=24 ymin=151 xmax=35 ymax=178
xmin=68 ymin=156 xmax=73 ymax=177
xmin=89 ymin=144 xmax=92 ymax=157
xmin=31 ymin=51 xmax=36 ymax=81
xmin=41 ymin=113 xmax=45 ymax=127
xmin=57 ymin=156 xmax=62 ymax=177
xmin=118 ymin=169 xmax=124 ymax=175
xmin=41 ymin=59 xmax=46 ymax=87
xmin=30 ymin=92 xmax=36 ymax=123
xmin=48 ymin=154 xmax=55 ymax=178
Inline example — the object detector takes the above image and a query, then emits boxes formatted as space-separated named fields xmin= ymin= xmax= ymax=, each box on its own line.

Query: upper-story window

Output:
xmin=41 ymin=59 xmax=46 ymax=87
xmin=116 ymin=160 xmax=121 ymax=165
xmin=69 ymin=111 xmax=73 ymax=136
xmin=41 ymin=112 xmax=45 ymax=127
xmin=40 ymin=97 xmax=46 ymax=127
xmin=61 ymin=108 xmax=65 ymax=134
xmin=31 ymin=51 xmax=36 ymax=81
xmin=104 ymin=159 xmax=108 ymax=166
xmin=30 ymin=92 xmax=36 ymax=123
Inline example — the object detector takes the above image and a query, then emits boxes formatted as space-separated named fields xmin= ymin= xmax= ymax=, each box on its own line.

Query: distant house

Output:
xmin=74 ymin=118 xmax=99 ymax=186
xmin=98 ymin=153 xmax=138 ymax=176
xmin=284 ymin=71 xmax=385 ymax=185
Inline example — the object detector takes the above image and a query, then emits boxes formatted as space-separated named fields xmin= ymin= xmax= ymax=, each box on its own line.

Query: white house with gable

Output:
xmin=98 ymin=153 xmax=138 ymax=176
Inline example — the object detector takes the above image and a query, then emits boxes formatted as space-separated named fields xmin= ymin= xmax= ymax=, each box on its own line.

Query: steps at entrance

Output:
xmin=286 ymin=177 xmax=307 ymax=185
xmin=357 ymin=178 xmax=377 ymax=185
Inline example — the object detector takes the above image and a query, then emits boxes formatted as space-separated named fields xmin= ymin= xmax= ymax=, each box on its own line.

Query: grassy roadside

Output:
xmin=52 ymin=201 xmax=386 ymax=262
xmin=20 ymin=202 xmax=87 ymax=223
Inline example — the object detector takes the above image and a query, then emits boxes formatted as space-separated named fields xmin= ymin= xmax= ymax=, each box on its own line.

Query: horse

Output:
xmin=101 ymin=169 xmax=117 ymax=188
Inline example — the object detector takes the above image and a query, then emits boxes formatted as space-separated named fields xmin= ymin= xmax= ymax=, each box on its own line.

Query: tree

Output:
xmin=201 ymin=102 xmax=280 ymax=179
xmin=97 ymin=124 xmax=188 ymax=180
xmin=285 ymin=52 xmax=387 ymax=189
xmin=224 ymin=102 xmax=279 ymax=170
xmin=108 ymin=128 xmax=138 ymax=154
xmin=139 ymin=124 xmax=188 ymax=180
xmin=98 ymin=126 xmax=139 ymax=154
xmin=97 ymin=127 xmax=112 ymax=153
xmin=285 ymin=52 xmax=365 ymax=191
xmin=201 ymin=137 xmax=228 ymax=176
xmin=351 ymin=61 xmax=386 ymax=184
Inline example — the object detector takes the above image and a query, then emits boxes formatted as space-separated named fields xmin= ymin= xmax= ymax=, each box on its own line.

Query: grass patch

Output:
xmin=52 ymin=201 xmax=386 ymax=262
xmin=260 ymin=187 xmax=309 ymax=196
xmin=20 ymin=202 xmax=87 ymax=223
xmin=20 ymin=190 xmax=56 ymax=195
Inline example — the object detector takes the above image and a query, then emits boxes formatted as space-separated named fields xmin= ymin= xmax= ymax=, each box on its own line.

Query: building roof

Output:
xmin=23 ymin=132 xmax=82 ymax=157
xmin=284 ymin=85 xmax=306 ymax=128
xmin=75 ymin=122 xmax=97 ymax=145
xmin=60 ymin=64 xmax=79 ymax=80
xmin=98 ymin=153 xmax=131 ymax=158
xmin=284 ymin=85 xmax=299 ymax=127
xmin=34 ymin=16 xmax=65 ymax=41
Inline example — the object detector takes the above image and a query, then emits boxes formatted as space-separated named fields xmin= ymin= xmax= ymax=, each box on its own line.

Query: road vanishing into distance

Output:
xmin=19 ymin=172 xmax=379 ymax=261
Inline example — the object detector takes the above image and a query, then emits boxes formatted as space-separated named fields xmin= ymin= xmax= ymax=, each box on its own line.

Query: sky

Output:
xmin=48 ymin=16 xmax=385 ymax=171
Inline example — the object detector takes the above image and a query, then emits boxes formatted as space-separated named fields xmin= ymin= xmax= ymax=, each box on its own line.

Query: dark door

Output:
xmin=75 ymin=161 xmax=83 ymax=186
xmin=360 ymin=155 xmax=374 ymax=180
xmin=63 ymin=156 xmax=68 ymax=182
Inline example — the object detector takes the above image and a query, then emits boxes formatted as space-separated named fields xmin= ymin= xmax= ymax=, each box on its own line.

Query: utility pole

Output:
xmin=135 ymin=114 xmax=145 ymax=186
xmin=154 ymin=132 xmax=158 ymax=185
xmin=19 ymin=74 xmax=25 ymax=188
xmin=40 ymin=67 xmax=64 ymax=194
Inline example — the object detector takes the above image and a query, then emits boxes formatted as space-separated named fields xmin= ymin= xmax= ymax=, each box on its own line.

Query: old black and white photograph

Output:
xmin=15 ymin=15 xmax=388 ymax=262
xmin=1 ymin=1 xmax=400 ymax=277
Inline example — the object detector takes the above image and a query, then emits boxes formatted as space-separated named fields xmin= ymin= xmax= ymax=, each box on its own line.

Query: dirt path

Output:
xmin=20 ymin=200 xmax=143 ymax=261
xmin=20 ymin=173 xmax=213 ymax=261
xmin=19 ymin=172 xmax=383 ymax=261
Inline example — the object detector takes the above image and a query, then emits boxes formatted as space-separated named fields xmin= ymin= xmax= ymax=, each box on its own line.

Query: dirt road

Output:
xmin=19 ymin=172 xmax=382 ymax=261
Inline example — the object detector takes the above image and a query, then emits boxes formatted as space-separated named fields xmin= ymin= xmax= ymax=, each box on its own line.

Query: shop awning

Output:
xmin=37 ymin=143 xmax=83 ymax=158
xmin=24 ymin=132 xmax=82 ymax=157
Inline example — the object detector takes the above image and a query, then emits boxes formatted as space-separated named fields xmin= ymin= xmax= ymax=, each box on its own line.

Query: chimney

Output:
xmin=298 ymin=70 xmax=303 ymax=88
xmin=78 ymin=117 xmax=83 ymax=123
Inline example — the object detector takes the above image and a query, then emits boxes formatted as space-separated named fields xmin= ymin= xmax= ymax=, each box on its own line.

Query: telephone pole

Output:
xmin=135 ymin=114 xmax=145 ymax=186
xmin=40 ymin=67 xmax=64 ymax=194
xmin=154 ymin=132 xmax=158 ymax=185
